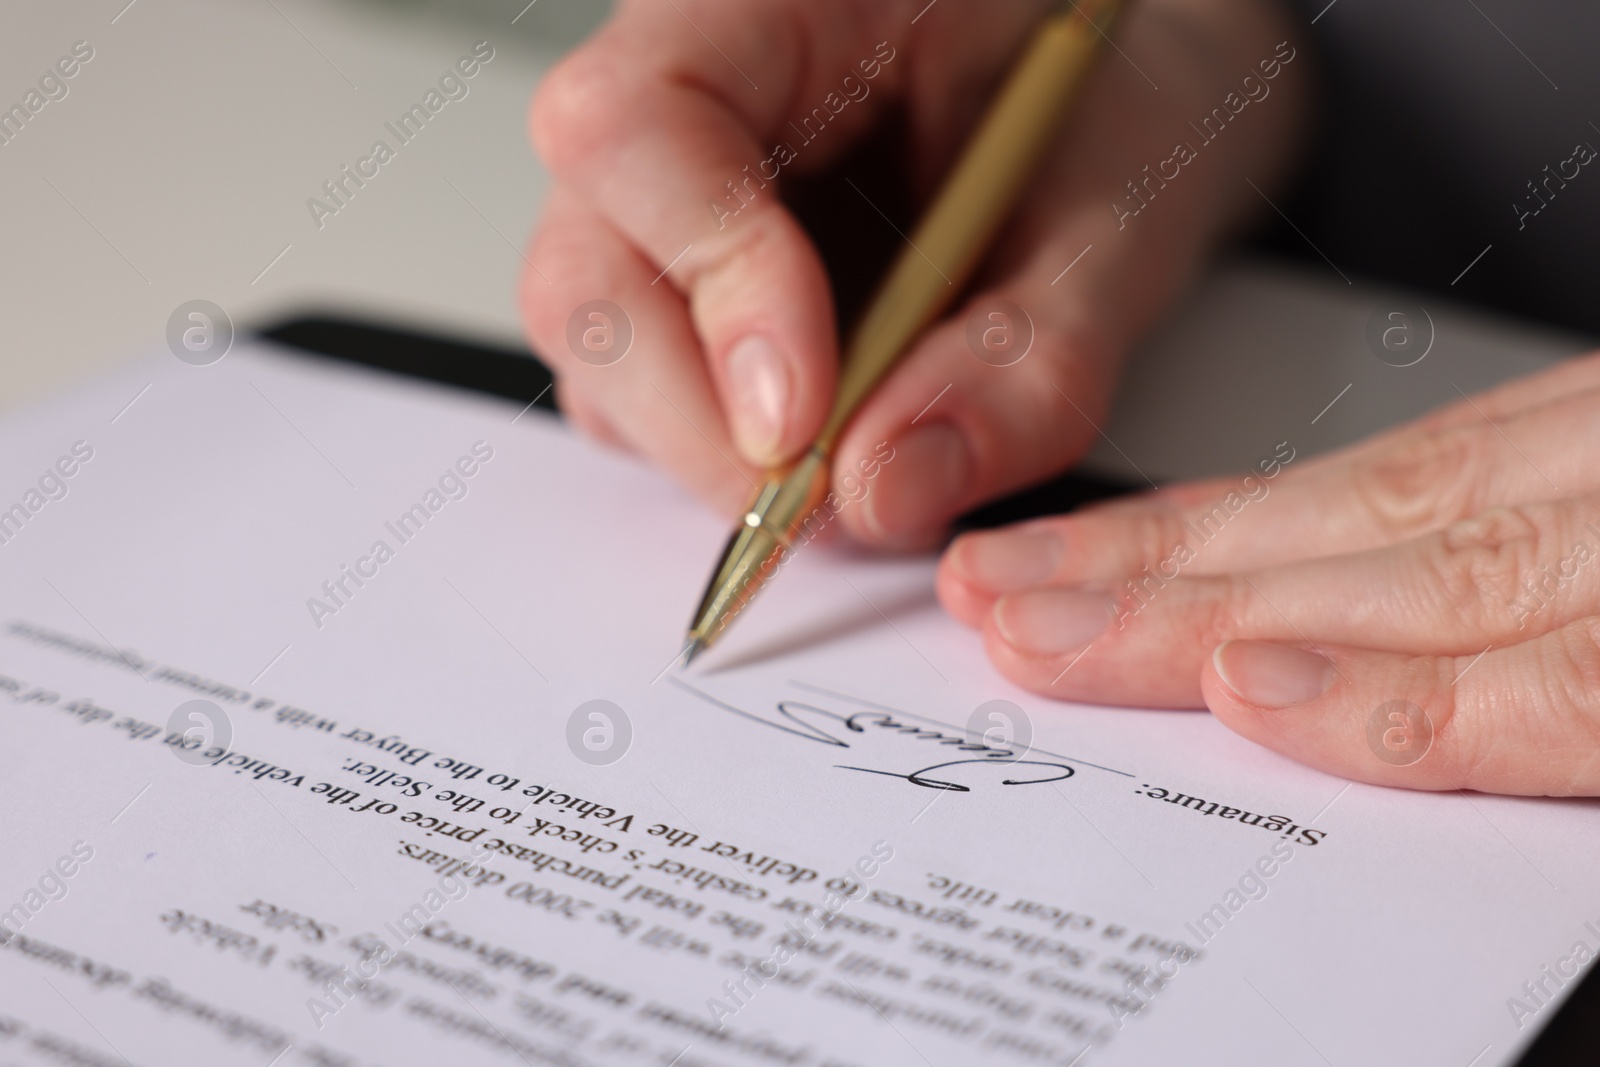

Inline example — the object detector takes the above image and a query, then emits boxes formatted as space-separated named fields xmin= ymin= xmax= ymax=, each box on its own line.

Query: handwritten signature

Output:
xmin=670 ymin=680 xmax=1076 ymax=793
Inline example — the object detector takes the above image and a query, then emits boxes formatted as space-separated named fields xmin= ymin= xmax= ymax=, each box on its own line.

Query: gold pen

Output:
xmin=683 ymin=0 xmax=1126 ymax=664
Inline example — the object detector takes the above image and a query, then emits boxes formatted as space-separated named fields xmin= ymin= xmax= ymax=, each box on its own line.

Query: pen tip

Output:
xmin=681 ymin=637 xmax=705 ymax=668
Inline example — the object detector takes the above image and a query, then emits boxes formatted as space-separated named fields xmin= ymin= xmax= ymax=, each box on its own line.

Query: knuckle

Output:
xmin=1349 ymin=427 xmax=1485 ymax=538
xmin=1120 ymin=511 xmax=1194 ymax=578
xmin=680 ymin=212 xmax=793 ymax=298
xmin=1036 ymin=324 xmax=1111 ymax=377
xmin=1464 ymin=620 xmax=1600 ymax=792
xmin=1027 ymin=330 xmax=1108 ymax=394
xmin=529 ymin=52 xmax=630 ymax=173
xmin=1444 ymin=621 xmax=1600 ymax=793
xmin=1015 ymin=356 xmax=1102 ymax=453
xmin=1550 ymin=617 xmax=1600 ymax=717
xmin=1424 ymin=506 xmax=1545 ymax=633
xmin=871 ymin=329 xmax=1094 ymax=507
xmin=1425 ymin=656 xmax=1482 ymax=779
xmin=1202 ymin=576 xmax=1257 ymax=646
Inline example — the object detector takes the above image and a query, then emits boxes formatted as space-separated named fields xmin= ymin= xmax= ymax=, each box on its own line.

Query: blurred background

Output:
xmin=1 ymin=0 xmax=1592 ymax=484
xmin=0 ymin=0 xmax=600 ymax=390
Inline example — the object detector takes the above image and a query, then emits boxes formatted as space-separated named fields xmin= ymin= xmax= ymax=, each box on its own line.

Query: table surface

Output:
xmin=2 ymin=0 xmax=1592 ymax=484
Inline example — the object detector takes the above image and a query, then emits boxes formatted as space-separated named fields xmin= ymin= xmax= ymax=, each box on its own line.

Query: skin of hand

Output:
xmin=521 ymin=0 xmax=1309 ymax=548
xmin=938 ymin=354 xmax=1600 ymax=797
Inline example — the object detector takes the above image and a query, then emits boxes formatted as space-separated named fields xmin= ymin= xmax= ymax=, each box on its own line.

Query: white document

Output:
xmin=0 ymin=342 xmax=1595 ymax=1067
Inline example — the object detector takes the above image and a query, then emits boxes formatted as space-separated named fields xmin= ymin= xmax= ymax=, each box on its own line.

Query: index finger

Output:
xmin=530 ymin=2 xmax=899 ymax=467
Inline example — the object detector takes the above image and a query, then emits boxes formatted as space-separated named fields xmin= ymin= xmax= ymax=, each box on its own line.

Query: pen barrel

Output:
xmin=819 ymin=1 xmax=1119 ymax=447
xmin=687 ymin=1 xmax=1122 ymax=654
xmin=688 ymin=449 xmax=832 ymax=645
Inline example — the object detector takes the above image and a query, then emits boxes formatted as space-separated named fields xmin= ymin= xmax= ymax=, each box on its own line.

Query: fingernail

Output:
xmin=863 ymin=422 xmax=969 ymax=541
xmin=994 ymin=588 xmax=1115 ymax=657
xmin=725 ymin=335 xmax=791 ymax=465
xmin=952 ymin=529 xmax=1062 ymax=593
xmin=1213 ymin=641 xmax=1336 ymax=709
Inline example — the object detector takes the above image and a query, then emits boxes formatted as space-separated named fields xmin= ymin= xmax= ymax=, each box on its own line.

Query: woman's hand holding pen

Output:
xmin=521 ymin=0 xmax=1307 ymax=546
